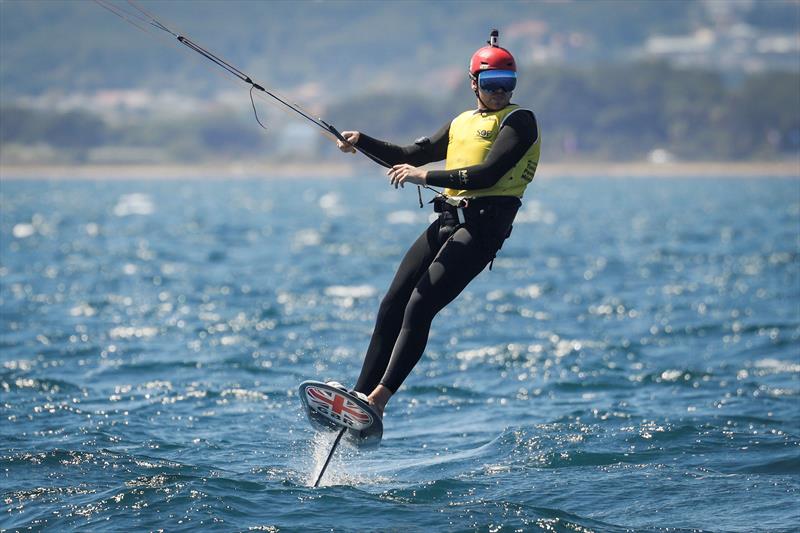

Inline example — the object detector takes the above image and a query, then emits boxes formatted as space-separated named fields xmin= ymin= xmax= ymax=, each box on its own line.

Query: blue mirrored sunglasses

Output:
xmin=478 ymin=70 xmax=517 ymax=93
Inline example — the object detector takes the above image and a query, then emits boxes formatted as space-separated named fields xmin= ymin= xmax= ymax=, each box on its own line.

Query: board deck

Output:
xmin=299 ymin=380 xmax=383 ymax=448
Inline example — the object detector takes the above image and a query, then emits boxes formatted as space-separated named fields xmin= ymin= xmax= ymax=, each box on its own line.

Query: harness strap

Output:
xmin=433 ymin=194 xmax=514 ymax=272
xmin=456 ymin=199 xmax=468 ymax=225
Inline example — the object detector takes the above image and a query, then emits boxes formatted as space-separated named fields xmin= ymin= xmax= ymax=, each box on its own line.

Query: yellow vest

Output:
xmin=444 ymin=104 xmax=540 ymax=198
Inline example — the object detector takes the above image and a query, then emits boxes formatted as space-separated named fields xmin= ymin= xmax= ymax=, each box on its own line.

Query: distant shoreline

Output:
xmin=1 ymin=160 xmax=798 ymax=180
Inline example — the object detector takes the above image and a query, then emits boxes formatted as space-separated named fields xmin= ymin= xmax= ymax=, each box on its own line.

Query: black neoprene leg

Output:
xmin=353 ymin=218 xmax=445 ymax=394
xmin=378 ymin=225 xmax=496 ymax=393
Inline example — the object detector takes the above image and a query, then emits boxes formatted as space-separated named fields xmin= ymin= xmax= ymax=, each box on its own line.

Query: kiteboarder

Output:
xmin=336 ymin=30 xmax=541 ymax=419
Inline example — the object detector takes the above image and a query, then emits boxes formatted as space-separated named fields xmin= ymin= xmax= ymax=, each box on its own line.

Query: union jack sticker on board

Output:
xmin=305 ymin=386 xmax=373 ymax=430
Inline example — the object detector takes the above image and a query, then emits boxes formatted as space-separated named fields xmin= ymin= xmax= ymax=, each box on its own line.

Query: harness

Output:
xmin=433 ymin=194 xmax=471 ymax=225
xmin=431 ymin=194 xmax=520 ymax=271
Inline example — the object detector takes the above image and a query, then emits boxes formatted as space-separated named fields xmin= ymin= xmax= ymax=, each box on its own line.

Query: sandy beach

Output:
xmin=1 ymin=160 xmax=798 ymax=180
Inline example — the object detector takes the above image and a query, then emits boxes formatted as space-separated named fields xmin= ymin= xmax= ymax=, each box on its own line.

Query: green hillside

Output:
xmin=4 ymin=0 xmax=791 ymax=96
xmin=3 ymin=61 xmax=798 ymax=164
xmin=1 ymin=0 xmax=798 ymax=164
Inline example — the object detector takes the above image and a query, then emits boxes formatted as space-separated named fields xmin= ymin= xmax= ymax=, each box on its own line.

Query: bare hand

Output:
xmin=336 ymin=131 xmax=360 ymax=153
xmin=387 ymin=164 xmax=428 ymax=189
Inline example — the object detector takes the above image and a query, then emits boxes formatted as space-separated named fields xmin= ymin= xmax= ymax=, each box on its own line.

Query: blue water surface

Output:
xmin=1 ymin=176 xmax=798 ymax=532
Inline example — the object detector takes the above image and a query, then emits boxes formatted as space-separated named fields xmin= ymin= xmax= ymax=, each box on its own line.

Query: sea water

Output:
xmin=1 ymin=176 xmax=798 ymax=532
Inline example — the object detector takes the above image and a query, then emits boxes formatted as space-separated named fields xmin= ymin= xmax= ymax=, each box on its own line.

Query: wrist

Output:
xmin=352 ymin=132 xmax=361 ymax=147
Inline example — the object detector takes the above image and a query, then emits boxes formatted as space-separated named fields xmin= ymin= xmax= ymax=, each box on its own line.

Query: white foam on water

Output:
xmin=515 ymin=284 xmax=543 ymax=299
xmin=386 ymin=210 xmax=419 ymax=224
xmin=513 ymin=200 xmax=556 ymax=224
xmin=69 ymin=303 xmax=97 ymax=317
xmin=109 ymin=326 xmax=158 ymax=339
xmin=660 ymin=369 xmax=684 ymax=382
xmin=85 ymin=223 xmax=100 ymax=236
xmin=318 ymin=192 xmax=346 ymax=216
xmin=753 ymin=358 xmax=800 ymax=374
xmin=292 ymin=228 xmax=322 ymax=248
xmin=305 ymin=432 xmax=388 ymax=488
xmin=12 ymin=223 xmax=35 ymax=239
xmin=113 ymin=193 xmax=155 ymax=217
xmin=324 ymin=285 xmax=376 ymax=299
xmin=307 ymin=431 xmax=344 ymax=487
xmin=325 ymin=284 xmax=377 ymax=309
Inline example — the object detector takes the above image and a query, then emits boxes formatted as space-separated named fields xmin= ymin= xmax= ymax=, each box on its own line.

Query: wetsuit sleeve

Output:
xmin=425 ymin=110 xmax=537 ymax=190
xmin=355 ymin=123 xmax=449 ymax=166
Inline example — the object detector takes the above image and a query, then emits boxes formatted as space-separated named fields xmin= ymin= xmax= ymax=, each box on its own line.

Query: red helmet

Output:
xmin=469 ymin=29 xmax=516 ymax=77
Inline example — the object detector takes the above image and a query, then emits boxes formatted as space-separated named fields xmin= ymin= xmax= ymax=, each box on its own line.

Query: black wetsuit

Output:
xmin=353 ymin=108 xmax=538 ymax=394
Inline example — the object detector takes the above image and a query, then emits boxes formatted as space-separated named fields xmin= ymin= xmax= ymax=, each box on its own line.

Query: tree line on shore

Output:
xmin=2 ymin=62 xmax=797 ymax=165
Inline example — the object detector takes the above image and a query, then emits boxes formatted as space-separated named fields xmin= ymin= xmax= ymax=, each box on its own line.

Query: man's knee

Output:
xmin=376 ymin=290 xmax=406 ymax=324
xmin=403 ymin=289 xmax=437 ymax=326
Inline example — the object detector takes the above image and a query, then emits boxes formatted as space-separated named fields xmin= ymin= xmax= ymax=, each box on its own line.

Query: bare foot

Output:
xmin=367 ymin=384 xmax=392 ymax=419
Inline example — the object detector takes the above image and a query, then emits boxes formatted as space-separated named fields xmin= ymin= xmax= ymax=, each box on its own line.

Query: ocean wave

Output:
xmin=3 ymin=178 xmax=799 ymax=532
xmin=733 ymin=455 xmax=800 ymax=475
xmin=0 ymin=373 xmax=83 ymax=394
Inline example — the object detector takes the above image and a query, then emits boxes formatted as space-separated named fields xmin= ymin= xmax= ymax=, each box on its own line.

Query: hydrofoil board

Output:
xmin=299 ymin=380 xmax=382 ymax=448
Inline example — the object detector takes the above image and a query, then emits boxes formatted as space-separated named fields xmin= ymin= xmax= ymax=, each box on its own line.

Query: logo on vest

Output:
xmin=476 ymin=129 xmax=491 ymax=139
